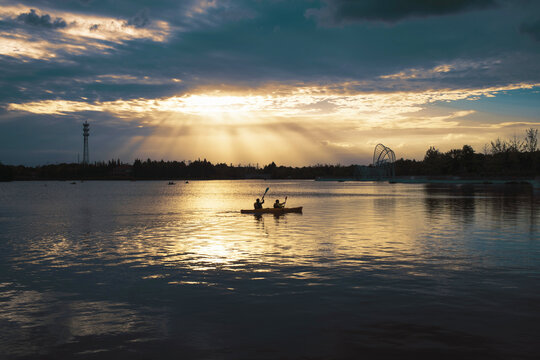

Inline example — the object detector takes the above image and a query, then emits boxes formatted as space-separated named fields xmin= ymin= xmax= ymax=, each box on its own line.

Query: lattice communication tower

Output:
xmin=372 ymin=143 xmax=396 ymax=178
xmin=82 ymin=121 xmax=89 ymax=164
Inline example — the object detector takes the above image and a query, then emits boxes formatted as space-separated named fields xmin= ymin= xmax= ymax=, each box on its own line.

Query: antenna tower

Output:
xmin=83 ymin=121 xmax=89 ymax=164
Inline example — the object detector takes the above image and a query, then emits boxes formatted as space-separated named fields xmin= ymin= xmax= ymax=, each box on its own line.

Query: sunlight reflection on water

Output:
xmin=0 ymin=180 xmax=539 ymax=359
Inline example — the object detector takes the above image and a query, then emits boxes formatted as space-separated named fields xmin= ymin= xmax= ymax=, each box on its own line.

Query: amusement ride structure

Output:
xmin=372 ymin=143 xmax=396 ymax=178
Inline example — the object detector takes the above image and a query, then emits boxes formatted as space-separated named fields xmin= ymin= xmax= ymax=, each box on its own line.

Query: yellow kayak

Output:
xmin=240 ymin=207 xmax=303 ymax=214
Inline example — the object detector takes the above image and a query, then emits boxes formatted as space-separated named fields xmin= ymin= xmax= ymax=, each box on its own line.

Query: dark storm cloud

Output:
xmin=306 ymin=0 xmax=499 ymax=26
xmin=520 ymin=20 xmax=540 ymax=41
xmin=1 ymin=0 xmax=539 ymax=99
xmin=17 ymin=9 xmax=67 ymax=28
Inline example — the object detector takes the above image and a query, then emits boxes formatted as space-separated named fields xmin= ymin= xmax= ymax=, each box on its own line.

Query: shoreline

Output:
xmin=2 ymin=177 xmax=539 ymax=188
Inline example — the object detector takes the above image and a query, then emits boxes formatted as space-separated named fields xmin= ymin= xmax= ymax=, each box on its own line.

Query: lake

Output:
xmin=0 ymin=180 xmax=539 ymax=359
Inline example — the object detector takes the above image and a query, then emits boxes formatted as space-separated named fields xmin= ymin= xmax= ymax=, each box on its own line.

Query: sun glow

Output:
xmin=5 ymin=82 xmax=540 ymax=164
xmin=8 ymin=82 xmax=540 ymax=126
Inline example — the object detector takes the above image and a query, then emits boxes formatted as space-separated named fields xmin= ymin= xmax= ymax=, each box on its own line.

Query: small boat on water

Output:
xmin=240 ymin=207 xmax=303 ymax=214
xmin=168 ymin=181 xmax=175 ymax=185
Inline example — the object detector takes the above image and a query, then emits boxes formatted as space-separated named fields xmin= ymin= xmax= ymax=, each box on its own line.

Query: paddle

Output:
xmin=261 ymin=187 xmax=269 ymax=202
xmin=283 ymin=196 xmax=287 ymax=207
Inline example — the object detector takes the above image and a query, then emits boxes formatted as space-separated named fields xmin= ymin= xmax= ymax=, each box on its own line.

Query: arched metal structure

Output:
xmin=372 ymin=143 xmax=395 ymax=178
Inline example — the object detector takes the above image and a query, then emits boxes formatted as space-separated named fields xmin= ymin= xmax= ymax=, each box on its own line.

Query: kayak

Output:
xmin=240 ymin=207 xmax=303 ymax=214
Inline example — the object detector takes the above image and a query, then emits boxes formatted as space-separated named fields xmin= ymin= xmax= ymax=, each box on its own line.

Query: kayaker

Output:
xmin=254 ymin=198 xmax=264 ymax=209
xmin=273 ymin=199 xmax=285 ymax=208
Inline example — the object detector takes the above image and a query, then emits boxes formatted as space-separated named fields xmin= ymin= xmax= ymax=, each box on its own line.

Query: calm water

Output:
xmin=0 ymin=180 xmax=539 ymax=359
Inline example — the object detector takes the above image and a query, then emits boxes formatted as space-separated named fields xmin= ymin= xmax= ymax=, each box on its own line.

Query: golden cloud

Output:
xmin=7 ymin=82 xmax=539 ymax=131
xmin=0 ymin=5 xmax=170 ymax=60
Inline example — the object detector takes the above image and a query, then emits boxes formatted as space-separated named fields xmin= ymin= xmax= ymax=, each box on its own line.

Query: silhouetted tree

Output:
xmin=525 ymin=128 xmax=538 ymax=152
xmin=0 ymin=162 xmax=14 ymax=181
xmin=490 ymin=138 xmax=508 ymax=154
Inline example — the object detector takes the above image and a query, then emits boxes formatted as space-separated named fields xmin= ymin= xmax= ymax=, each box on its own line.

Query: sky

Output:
xmin=1 ymin=0 xmax=539 ymax=166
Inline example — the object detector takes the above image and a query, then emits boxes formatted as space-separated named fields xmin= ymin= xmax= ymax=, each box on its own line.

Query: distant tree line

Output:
xmin=1 ymin=128 xmax=538 ymax=181
xmin=0 ymin=158 xmax=354 ymax=181
xmin=395 ymin=128 xmax=539 ymax=177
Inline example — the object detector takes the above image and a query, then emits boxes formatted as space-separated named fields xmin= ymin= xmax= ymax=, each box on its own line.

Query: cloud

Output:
xmin=393 ymin=110 xmax=476 ymax=130
xmin=379 ymin=60 xmax=501 ymax=80
xmin=520 ymin=20 xmax=540 ymax=42
xmin=6 ymin=82 xmax=538 ymax=131
xmin=0 ymin=31 xmax=112 ymax=61
xmin=0 ymin=5 xmax=170 ymax=61
xmin=306 ymin=0 xmax=499 ymax=26
xmin=179 ymin=0 xmax=257 ymax=30
xmin=380 ymin=64 xmax=456 ymax=80
xmin=128 ymin=8 xmax=150 ymax=28
xmin=16 ymin=9 xmax=67 ymax=29
xmin=94 ymin=74 xmax=179 ymax=85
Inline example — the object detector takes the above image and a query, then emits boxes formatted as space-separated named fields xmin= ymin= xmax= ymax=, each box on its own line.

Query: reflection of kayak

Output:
xmin=241 ymin=207 xmax=303 ymax=214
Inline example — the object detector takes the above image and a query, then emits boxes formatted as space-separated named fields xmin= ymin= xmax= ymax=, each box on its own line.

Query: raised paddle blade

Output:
xmin=262 ymin=187 xmax=269 ymax=200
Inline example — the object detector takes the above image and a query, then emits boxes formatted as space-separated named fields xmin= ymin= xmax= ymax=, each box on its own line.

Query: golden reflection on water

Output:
xmin=1 ymin=181 xmax=539 ymax=359
xmin=2 ymin=181 xmax=539 ymax=281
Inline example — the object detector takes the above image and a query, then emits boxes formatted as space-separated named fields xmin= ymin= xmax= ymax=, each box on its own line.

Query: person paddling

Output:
xmin=254 ymin=187 xmax=270 ymax=209
xmin=273 ymin=199 xmax=285 ymax=208
xmin=254 ymin=198 xmax=264 ymax=209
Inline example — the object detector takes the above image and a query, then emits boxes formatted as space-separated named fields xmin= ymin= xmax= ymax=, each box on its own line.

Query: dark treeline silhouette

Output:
xmin=1 ymin=129 xmax=538 ymax=181
xmin=132 ymin=159 xmax=353 ymax=180
xmin=395 ymin=128 xmax=539 ymax=177
xmin=0 ymin=159 xmax=354 ymax=181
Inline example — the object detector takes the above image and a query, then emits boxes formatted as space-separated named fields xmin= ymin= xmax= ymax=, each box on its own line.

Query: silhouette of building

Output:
xmin=82 ymin=121 xmax=89 ymax=164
